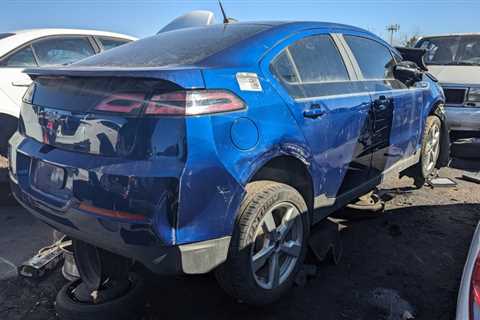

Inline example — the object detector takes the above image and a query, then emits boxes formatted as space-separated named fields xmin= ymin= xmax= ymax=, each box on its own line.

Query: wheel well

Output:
xmin=428 ymin=101 xmax=444 ymax=117
xmin=250 ymin=156 xmax=314 ymax=213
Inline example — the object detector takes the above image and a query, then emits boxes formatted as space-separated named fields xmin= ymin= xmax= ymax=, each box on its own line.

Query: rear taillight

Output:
xmin=145 ymin=90 xmax=245 ymax=116
xmin=95 ymin=93 xmax=146 ymax=114
xmin=471 ymin=253 xmax=480 ymax=319
xmin=93 ymin=90 xmax=245 ymax=116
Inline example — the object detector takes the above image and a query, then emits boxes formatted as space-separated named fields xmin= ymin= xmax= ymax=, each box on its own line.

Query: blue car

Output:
xmin=10 ymin=21 xmax=448 ymax=309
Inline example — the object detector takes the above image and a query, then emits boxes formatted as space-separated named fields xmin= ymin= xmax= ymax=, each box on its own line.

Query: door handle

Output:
xmin=12 ymin=80 xmax=31 ymax=87
xmin=303 ymin=108 xmax=326 ymax=119
xmin=377 ymin=95 xmax=389 ymax=104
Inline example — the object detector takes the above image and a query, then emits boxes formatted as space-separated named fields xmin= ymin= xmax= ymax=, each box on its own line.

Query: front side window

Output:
xmin=1 ymin=46 xmax=37 ymax=67
xmin=344 ymin=35 xmax=396 ymax=80
xmin=97 ymin=37 xmax=131 ymax=51
xmin=417 ymin=36 xmax=480 ymax=66
xmin=270 ymin=35 xmax=350 ymax=99
xmin=32 ymin=37 xmax=95 ymax=66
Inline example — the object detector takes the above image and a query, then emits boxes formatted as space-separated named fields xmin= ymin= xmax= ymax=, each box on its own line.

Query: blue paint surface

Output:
xmin=9 ymin=22 xmax=444 ymax=271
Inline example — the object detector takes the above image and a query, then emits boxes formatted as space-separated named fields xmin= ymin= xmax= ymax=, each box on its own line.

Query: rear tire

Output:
xmin=215 ymin=181 xmax=309 ymax=305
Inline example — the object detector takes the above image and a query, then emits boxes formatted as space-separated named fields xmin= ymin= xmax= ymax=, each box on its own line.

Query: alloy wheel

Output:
xmin=424 ymin=122 xmax=441 ymax=173
xmin=250 ymin=202 xmax=303 ymax=290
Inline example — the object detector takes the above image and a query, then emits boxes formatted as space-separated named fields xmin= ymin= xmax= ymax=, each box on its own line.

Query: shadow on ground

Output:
xmin=140 ymin=203 xmax=479 ymax=320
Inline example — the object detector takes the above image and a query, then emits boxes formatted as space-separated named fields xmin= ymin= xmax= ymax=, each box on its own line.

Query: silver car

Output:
xmin=416 ymin=34 xmax=480 ymax=133
xmin=456 ymin=222 xmax=480 ymax=319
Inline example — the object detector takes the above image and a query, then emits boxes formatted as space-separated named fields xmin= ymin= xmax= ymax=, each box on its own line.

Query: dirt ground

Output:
xmin=0 ymin=158 xmax=479 ymax=320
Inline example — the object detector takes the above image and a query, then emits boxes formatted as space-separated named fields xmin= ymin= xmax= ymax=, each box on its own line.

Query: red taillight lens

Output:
xmin=95 ymin=93 xmax=146 ymax=114
xmin=145 ymin=90 xmax=245 ymax=116
xmin=471 ymin=253 xmax=480 ymax=319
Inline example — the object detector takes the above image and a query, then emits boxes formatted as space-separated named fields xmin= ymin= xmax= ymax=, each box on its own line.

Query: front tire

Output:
xmin=215 ymin=181 xmax=309 ymax=305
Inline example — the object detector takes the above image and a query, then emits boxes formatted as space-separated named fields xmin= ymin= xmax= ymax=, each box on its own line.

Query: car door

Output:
xmin=263 ymin=32 xmax=374 ymax=200
xmin=0 ymin=36 xmax=97 ymax=113
xmin=0 ymin=45 xmax=38 ymax=113
xmin=341 ymin=34 xmax=423 ymax=176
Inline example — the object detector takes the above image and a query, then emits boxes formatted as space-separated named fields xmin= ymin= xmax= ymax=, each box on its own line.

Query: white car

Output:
xmin=456 ymin=222 xmax=480 ymax=319
xmin=416 ymin=34 xmax=480 ymax=135
xmin=0 ymin=29 xmax=136 ymax=156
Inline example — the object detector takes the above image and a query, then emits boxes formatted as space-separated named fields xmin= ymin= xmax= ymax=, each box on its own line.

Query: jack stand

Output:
xmin=346 ymin=190 xmax=385 ymax=212
xmin=18 ymin=236 xmax=71 ymax=279
xmin=296 ymin=219 xmax=342 ymax=287
xmin=308 ymin=218 xmax=342 ymax=265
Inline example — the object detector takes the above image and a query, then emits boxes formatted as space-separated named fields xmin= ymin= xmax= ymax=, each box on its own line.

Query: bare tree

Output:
xmin=401 ymin=28 xmax=422 ymax=47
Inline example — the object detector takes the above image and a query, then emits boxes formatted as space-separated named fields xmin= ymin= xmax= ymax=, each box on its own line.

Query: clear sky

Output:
xmin=1 ymin=0 xmax=479 ymax=44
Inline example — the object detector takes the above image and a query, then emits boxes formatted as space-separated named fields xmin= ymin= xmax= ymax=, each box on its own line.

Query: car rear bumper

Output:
xmin=8 ymin=133 xmax=231 ymax=275
xmin=11 ymin=180 xmax=230 ymax=275
xmin=445 ymin=106 xmax=480 ymax=131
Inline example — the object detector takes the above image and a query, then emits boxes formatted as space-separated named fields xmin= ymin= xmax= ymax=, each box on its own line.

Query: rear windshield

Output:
xmin=416 ymin=35 xmax=480 ymax=66
xmin=0 ymin=33 xmax=15 ymax=40
xmin=74 ymin=24 xmax=271 ymax=68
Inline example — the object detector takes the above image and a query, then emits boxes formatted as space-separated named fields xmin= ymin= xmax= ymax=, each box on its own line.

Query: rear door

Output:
xmin=0 ymin=45 xmax=38 ymax=110
xmin=0 ymin=36 xmax=98 ymax=111
xmin=263 ymin=31 xmax=374 ymax=200
xmin=342 ymin=34 xmax=422 ymax=176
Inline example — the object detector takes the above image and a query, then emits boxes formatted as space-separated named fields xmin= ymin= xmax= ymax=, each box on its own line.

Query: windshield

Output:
xmin=74 ymin=23 xmax=271 ymax=68
xmin=416 ymin=35 xmax=480 ymax=66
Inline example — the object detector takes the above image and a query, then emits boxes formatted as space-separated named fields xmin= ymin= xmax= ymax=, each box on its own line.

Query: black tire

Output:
xmin=406 ymin=115 xmax=442 ymax=187
xmin=55 ymin=273 xmax=145 ymax=320
xmin=0 ymin=115 xmax=18 ymax=157
xmin=419 ymin=116 xmax=442 ymax=179
xmin=215 ymin=181 xmax=310 ymax=305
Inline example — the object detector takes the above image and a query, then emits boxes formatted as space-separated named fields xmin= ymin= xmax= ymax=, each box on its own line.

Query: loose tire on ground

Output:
xmin=215 ymin=181 xmax=310 ymax=305
xmin=55 ymin=273 xmax=145 ymax=320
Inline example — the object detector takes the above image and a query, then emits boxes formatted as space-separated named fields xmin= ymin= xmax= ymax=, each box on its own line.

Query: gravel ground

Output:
xmin=0 ymin=159 xmax=479 ymax=320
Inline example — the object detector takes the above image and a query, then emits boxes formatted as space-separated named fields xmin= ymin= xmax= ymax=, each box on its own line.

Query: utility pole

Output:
xmin=386 ymin=24 xmax=400 ymax=45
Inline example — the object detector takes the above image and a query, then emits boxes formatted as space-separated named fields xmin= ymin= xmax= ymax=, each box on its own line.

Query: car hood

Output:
xmin=427 ymin=65 xmax=480 ymax=85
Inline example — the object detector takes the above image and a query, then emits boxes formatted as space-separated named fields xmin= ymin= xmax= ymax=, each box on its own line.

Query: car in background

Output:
xmin=9 ymin=21 xmax=448 ymax=316
xmin=416 ymin=34 xmax=480 ymax=138
xmin=456 ymin=222 xmax=480 ymax=319
xmin=0 ymin=29 xmax=136 ymax=156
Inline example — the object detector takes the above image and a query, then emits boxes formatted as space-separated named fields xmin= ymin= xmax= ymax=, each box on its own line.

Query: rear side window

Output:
xmin=344 ymin=35 xmax=396 ymax=80
xmin=288 ymin=35 xmax=349 ymax=83
xmin=97 ymin=37 xmax=131 ymax=50
xmin=75 ymin=24 xmax=270 ymax=67
xmin=32 ymin=37 xmax=95 ymax=66
xmin=1 ymin=46 xmax=37 ymax=67
xmin=270 ymin=35 xmax=350 ymax=99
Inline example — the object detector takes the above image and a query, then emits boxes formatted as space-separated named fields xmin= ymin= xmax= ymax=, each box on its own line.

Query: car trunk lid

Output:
xmin=22 ymin=68 xmax=204 ymax=158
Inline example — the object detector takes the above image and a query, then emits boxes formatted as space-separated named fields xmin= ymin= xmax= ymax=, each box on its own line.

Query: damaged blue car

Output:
xmin=9 ymin=21 xmax=448 ymax=316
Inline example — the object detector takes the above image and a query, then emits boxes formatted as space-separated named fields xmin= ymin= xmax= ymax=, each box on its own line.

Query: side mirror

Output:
xmin=393 ymin=61 xmax=423 ymax=86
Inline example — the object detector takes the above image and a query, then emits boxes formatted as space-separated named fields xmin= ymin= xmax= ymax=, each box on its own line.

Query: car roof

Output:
xmin=0 ymin=28 xmax=137 ymax=58
xmin=26 ymin=21 xmax=382 ymax=76
xmin=419 ymin=33 xmax=480 ymax=40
